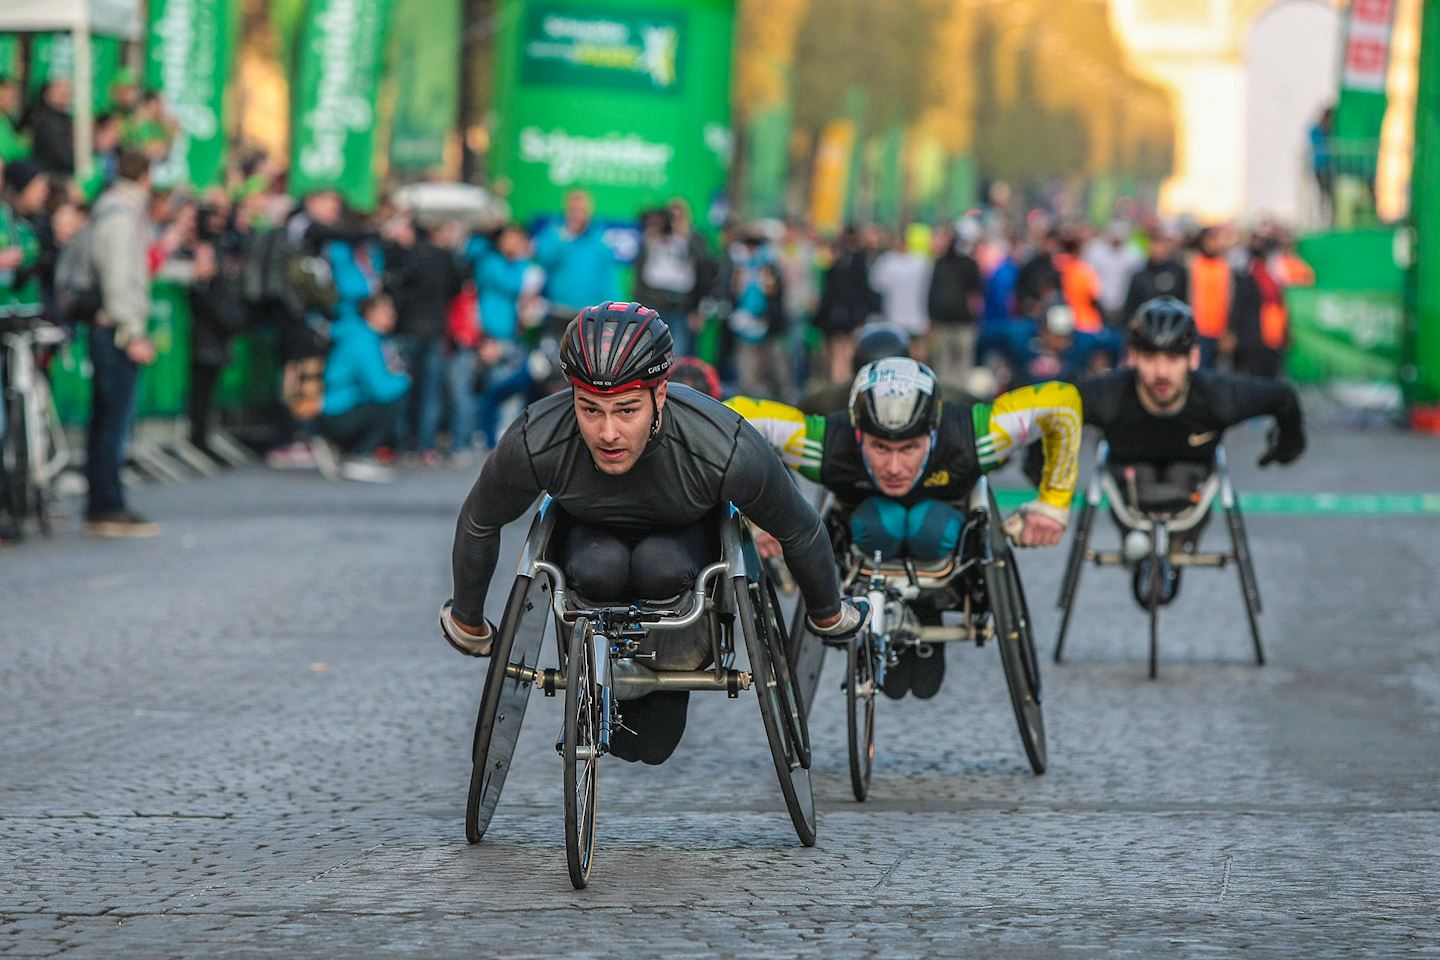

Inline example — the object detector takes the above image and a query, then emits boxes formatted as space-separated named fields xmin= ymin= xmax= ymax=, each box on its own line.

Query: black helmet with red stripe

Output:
xmin=559 ymin=301 xmax=675 ymax=395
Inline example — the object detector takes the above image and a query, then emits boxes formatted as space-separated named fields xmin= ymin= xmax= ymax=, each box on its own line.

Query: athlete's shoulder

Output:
xmin=1075 ymin=368 xmax=1133 ymax=425
xmin=516 ymin=391 xmax=575 ymax=447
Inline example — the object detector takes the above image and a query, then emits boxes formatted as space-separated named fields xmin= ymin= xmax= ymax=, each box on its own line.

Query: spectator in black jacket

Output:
xmin=27 ymin=81 xmax=75 ymax=175
xmin=814 ymin=225 xmax=881 ymax=381
xmin=632 ymin=200 xmax=712 ymax=358
xmin=383 ymin=215 xmax=464 ymax=461
xmin=1122 ymin=227 xmax=1189 ymax=324
xmin=187 ymin=239 xmax=247 ymax=458
xmin=926 ymin=223 xmax=985 ymax=386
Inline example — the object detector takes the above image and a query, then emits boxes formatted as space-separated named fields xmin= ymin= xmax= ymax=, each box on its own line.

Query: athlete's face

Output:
xmin=860 ymin=434 xmax=932 ymax=497
xmin=1130 ymin=348 xmax=1199 ymax=411
xmin=574 ymin=383 xmax=667 ymax=475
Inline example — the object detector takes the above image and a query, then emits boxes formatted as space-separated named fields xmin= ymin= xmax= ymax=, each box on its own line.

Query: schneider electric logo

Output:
xmin=519 ymin=127 xmax=674 ymax=188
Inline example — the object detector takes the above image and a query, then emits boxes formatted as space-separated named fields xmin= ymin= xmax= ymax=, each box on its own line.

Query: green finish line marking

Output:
xmin=993 ymin=489 xmax=1440 ymax=516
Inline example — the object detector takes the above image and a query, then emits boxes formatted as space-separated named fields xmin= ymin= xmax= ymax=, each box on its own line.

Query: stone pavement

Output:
xmin=2 ymin=426 xmax=1438 ymax=958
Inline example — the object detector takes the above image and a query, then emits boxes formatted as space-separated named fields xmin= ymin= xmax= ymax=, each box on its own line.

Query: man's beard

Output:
xmin=1139 ymin=378 xmax=1186 ymax=413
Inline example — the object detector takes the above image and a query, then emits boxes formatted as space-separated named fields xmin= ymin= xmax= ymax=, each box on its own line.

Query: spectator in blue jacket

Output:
xmin=470 ymin=223 xmax=541 ymax=450
xmin=315 ymin=292 xmax=410 ymax=482
xmin=533 ymin=189 xmax=618 ymax=313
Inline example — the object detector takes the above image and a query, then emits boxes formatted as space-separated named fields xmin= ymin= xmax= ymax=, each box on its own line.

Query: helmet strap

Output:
xmin=649 ymin=387 xmax=661 ymax=438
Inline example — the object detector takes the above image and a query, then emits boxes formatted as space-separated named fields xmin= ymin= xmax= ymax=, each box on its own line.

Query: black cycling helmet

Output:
xmin=849 ymin=357 xmax=942 ymax=440
xmin=559 ymin=301 xmax=674 ymax=394
xmin=852 ymin=322 xmax=912 ymax=374
xmin=1128 ymin=296 xmax=1198 ymax=354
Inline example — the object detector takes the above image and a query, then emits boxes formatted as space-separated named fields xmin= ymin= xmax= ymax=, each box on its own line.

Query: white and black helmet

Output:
xmin=849 ymin=357 xmax=941 ymax=441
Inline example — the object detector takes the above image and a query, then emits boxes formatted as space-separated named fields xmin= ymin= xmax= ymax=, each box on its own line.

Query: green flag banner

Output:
xmin=28 ymin=34 xmax=123 ymax=109
xmin=290 ymin=0 xmax=394 ymax=210
xmin=491 ymin=0 xmax=733 ymax=226
xmin=387 ymin=0 xmax=460 ymax=173
xmin=0 ymin=36 xmax=20 ymax=80
xmin=146 ymin=0 xmax=235 ymax=189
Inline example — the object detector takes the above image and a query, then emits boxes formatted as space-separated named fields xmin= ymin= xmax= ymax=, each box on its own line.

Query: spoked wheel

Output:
xmin=846 ymin=630 xmax=877 ymax=801
xmin=465 ymin=576 xmax=552 ymax=844
xmin=4 ymin=391 xmax=30 ymax=530
xmin=735 ymin=574 xmax=817 ymax=846
xmin=986 ymin=493 xmax=1047 ymax=775
xmin=1053 ymin=498 xmax=1094 ymax=663
xmin=1226 ymin=502 xmax=1266 ymax=666
xmin=563 ymin=618 xmax=601 ymax=889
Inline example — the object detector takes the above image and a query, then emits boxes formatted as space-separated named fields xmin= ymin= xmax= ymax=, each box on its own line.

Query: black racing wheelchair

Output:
xmin=786 ymin=476 xmax=1046 ymax=801
xmin=1052 ymin=441 xmax=1264 ymax=678
xmin=463 ymin=497 xmax=812 ymax=889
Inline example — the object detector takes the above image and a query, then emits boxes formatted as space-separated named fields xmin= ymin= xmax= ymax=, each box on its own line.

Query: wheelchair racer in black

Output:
xmin=731 ymin=358 xmax=1082 ymax=698
xmin=441 ymin=301 xmax=865 ymax=763
xmin=1065 ymin=297 xmax=1306 ymax=601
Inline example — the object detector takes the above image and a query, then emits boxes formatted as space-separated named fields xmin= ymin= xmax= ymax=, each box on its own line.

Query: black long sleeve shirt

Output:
xmin=450 ymin=385 xmax=841 ymax=625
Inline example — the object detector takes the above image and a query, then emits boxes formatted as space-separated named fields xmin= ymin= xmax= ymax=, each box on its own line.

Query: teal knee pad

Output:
xmin=904 ymin=500 xmax=965 ymax=560
xmin=850 ymin=497 xmax=907 ymax=559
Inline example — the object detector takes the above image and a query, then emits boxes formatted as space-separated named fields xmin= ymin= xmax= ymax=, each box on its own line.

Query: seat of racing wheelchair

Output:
xmin=847 ymin=549 xmax=966 ymax=593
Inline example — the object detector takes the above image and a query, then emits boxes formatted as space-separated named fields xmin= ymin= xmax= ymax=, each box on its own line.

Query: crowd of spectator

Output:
xmin=0 ymin=67 xmax=1317 ymax=545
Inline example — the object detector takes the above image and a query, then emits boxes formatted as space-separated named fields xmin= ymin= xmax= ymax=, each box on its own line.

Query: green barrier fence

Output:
xmin=48 ymin=280 xmax=281 ymax=428
xmin=1286 ymin=229 xmax=1404 ymax=386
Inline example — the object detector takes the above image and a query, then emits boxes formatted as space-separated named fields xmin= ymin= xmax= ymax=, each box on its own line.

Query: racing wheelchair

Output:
xmin=463 ymin=497 xmax=812 ymax=889
xmin=786 ymin=476 xmax=1046 ymax=802
xmin=1052 ymin=441 xmax=1264 ymax=678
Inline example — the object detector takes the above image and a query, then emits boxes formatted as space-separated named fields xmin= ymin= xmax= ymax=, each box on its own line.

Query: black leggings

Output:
xmin=561 ymin=518 xmax=719 ymax=765
xmin=563 ymin=520 xmax=719 ymax=604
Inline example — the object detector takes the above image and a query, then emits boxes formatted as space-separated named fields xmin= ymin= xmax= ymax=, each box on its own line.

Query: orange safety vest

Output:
xmin=1057 ymin=254 xmax=1103 ymax=334
xmin=1189 ymin=255 xmax=1232 ymax=339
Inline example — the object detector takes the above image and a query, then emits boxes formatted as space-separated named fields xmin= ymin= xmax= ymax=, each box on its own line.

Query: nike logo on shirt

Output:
xmin=1188 ymin=431 xmax=1216 ymax=446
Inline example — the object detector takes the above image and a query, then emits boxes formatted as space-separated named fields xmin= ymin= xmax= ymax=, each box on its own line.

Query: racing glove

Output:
xmin=807 ymin=597 xmax=871 ymax=643
xmin=1003 ymin=499 xmax=1070 ymax=548
xmin=1258 ymin=426 xmax=1306 ymax=467
xmin=440 ymin=600 xmax=496 ymax=657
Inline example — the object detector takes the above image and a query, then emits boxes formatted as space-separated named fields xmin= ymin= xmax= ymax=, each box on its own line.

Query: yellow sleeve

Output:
xmin=724 ymin=396 xmax=825 ymax=479
xmin=976 ymin=381 xmax=1082 ymax=514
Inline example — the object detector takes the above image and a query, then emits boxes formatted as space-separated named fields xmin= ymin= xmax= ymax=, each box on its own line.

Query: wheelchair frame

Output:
xmin=1053 ymin=441 xmax=1265 ymax=678
xmin=787 ymin=476 xmax=1047 ymax=801
xmin=462 ymin=497 xmax=814 ymax=889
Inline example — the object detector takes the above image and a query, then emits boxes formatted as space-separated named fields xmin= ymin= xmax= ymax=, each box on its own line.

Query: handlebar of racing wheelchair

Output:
xmin=530 ymin=559 xmax=732 ymax=631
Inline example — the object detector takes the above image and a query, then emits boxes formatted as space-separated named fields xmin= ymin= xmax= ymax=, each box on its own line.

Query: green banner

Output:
xmin=520 ymin=3 xmax=684 ymax=94
xmin=0 ymin=36 xmax=20 ymax=81
xmin=387 ymin=0 xmax=460 ymax=172
xmin=146 ymin=0 xmax=235 ymax=189
xmin=28 ymin=34 xmax=123 ymax=110
xmin=290 ymin=0 xmax=394 ymax=210
xmin=744 ymin=102 xmax=791 ymax=219
xmin=1287 ymin=228 xmax=1403 ymax=386
xmin=1406 ymin=0 xmax=1440 ymax=405
xmin=491 ymin=0 xmax=733 ymax=225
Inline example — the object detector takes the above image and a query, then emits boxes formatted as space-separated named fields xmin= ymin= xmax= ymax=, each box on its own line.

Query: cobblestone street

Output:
xmin=3 ymin=426 xmax=1438 ymax=958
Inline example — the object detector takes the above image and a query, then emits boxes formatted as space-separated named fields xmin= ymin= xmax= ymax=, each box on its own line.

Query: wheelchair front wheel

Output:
xmin=1226 ymin=502 xmax=1266 ymax=666
xmin=563 ymin=617 xmax=601 ymax=889
xmin=846 ymin=631 xmax=877 ymax=801
xmin=735 ymin=575 xmax=817 ymax=846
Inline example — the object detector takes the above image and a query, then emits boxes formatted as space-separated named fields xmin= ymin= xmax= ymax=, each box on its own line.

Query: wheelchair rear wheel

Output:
xmin=563 ymin=617 xmax=601 ymax=889
xmin=736 ymin=573 xmax=817 ymax=846
xmin=846 ymin=631 xmax=877 ymax=801
xmin=1053 ymin=498 xmax=1095 ymax=663
xmin=1226 ymin=501 xmax=1266 ymax=666
xmin=465 ymin=575 xmax=552 ymax=844
xmin=986 ymin=494 xmax=1047 ymax=775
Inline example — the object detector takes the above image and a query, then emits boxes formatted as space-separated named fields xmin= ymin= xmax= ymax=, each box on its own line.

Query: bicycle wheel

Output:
xmin=735 ymin=574 xmax=817 ymax=846
xmin=563 ymin=617 xmax=600 ymax=889
xmin=1227 ymin=502 xmax=1265 ymax=666
xmin=846 ymin=630 xmax=877 ymax=801
xmin=4 ymin=390 xmax=30 ymax=528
